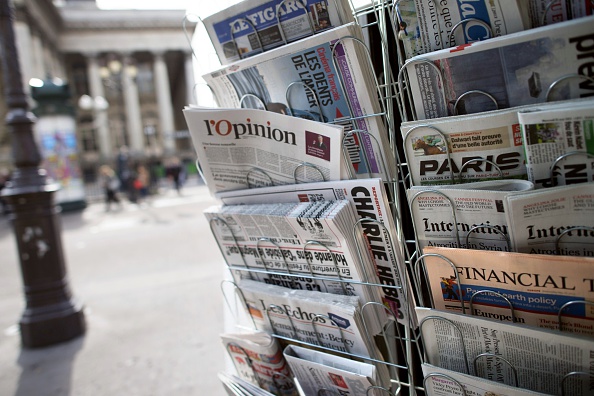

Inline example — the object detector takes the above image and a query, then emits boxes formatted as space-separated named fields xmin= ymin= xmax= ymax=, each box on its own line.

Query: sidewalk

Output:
xmin=0 ymin=182 xmax=228 ymax=395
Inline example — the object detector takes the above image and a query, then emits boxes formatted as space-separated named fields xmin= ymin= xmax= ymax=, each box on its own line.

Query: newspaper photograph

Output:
xmin=183 ymin=106 xmax=346 ymax=195
xmin=407 ymin=180 xmax=534 ymax=252
xmin=221 ymin=331 xmax=297 ymax=395
xmin=401 ymin=107 xmax=528 ymax=186
xmin=203 ymin=22 xmax=396 ymax=182
xmin=421 ymin=246 xmax=594 ymax=337
xmin=518 ymin=99 xmax=594 ymax=188
xmin=203 ymin=0 xmax=354 ymax=64
xmin=505 ymin=183 xmax=594 ymax=256
xmin=216 ymin=178 xmax=414 ymax=327
xmin=404 ymin=16 xmax=594 ymax=119
xmin=422 ymin=363 xmax=549 ymax=396
xmin=416 ymin=307 xmax=594 ymax=395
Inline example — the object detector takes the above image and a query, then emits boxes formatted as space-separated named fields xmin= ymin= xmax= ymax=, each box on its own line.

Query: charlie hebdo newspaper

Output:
xmin=422 ymin=246 xmax=594 ymax=337
xmin=203 ymin=22 xmax=397 ymax=182
xmin=407 ymin=180 xmax=534 ymax=252
xmin=204 ymin=200 xmax=387 ymax=334
xmin=505 ymin=183 xmax=594 ymax=256
xmin=518 ymin=99 xmax=594 ymax=188
xmin=283 ymin=344 xmax=385 ymax=396
xmin=183 ymin=106 xmax=346 ymax=195
xmin=203 ymin=0 xmax=354 ymax=65
xmin=416 ymin=307 xmax=594 ymax=395
xmin=404 ymin=16 xmax=594 ymax=120
xmin=216 ymin=178 xmax=415 ymax=327
xmin=401 ymin=106 xmax=529 ymax=186
xmin=221 ymin=331 xmax=297 ymax=396
xmin=422 ymin=363 xmax=549 ymax=396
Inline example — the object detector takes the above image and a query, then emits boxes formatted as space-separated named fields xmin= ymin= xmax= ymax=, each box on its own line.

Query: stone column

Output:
xmin=85 ymin=53 xmax=111 ymax=160
xmin=30 ymin=32 xmax=44 ymax=79
xmin=13 ymin=20 xmax=33 ymax=91
xmin=153 ymin=51 xmax=175 ymax=154
xmin=184 ymin=51 xmax=196 ymax=105
xmin=121 ymin=54 xmax=144 ymax=155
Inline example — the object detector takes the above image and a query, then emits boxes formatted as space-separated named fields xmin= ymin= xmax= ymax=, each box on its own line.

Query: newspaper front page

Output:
xmin=505 ymin=183 xmax=594 ymax=256
xmin=183 ymin=106 xmax=346 ymax=195
xmin=518 ymin=99 xmax=594 ymax=188
xmin=416 ymin=307 xmax=594 ymax=395
xmin=404 ymin=16 xmax=594 ymax=119
xmin=528 ymin=0 xmax=593 ymax=27
xmin=422 ymin=246 xmax=594 ymax=337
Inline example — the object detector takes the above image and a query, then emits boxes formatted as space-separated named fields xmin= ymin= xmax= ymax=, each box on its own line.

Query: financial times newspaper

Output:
xmin=407 ymin=180 xmax=534 ymax=252
xmin=401 ymin=107 xmax=528 ymax=186
xmin=416 ymin=307 xmax=594 ymax=395
xmin=183 ymin=106 xmax=346 ymax=195
xmin=518 ymin=99 xmax=594 ymax=188
xmin=422 ymin=246 xmax=594 ymax=337
xmin=216 ymin=178 xmax=415 ymax=327
xmin=505 ymin=183 xmax=594 ymax=256
xmin=203 ymin=23 xmax=397 ymax=182
xmin=203 ymin=0 xmax=354 ymax=65
xmin=404 ymin=16 xmax=594 ymax=120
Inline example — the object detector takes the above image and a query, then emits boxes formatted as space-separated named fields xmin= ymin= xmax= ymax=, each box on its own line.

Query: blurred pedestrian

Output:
xmin=166 ymin=157 xmax=183 ymax=194
xmin=134 ymin=164 xmax=150 ymax=203
xmin=99 ymin=165 xmax=121 ymax=211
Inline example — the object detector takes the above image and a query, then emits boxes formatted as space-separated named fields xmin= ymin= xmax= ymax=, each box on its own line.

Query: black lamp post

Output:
xmin=0 ymin=0 xmax=85 ymax=347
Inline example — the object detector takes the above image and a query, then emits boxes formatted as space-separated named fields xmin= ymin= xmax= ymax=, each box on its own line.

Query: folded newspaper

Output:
xmin=505 ymin=183 xmax=594 ymax=256
xmin=221 ymin=330 xmax=297 ymax=395
xmin=407 ymin=180 xmax=534 ymax=252
xmin=518 ymin=98 xmax=594 ymax=188
xmin=204 ymin=200 xmax=387 ymax=334
xmin=203 ymin=22 xmax=397 ymax=182
xmin=421 ymin=246 xmax=594 ymax=337
xmin=416 ymin=307 xmax=594 ymax=395
xmin=403 ymin=16 xmax=594 ymax=120
xmin=283 ymin=344 xmax=387 ymax=396
xmin=203 ymin=0 xmax=355 ymax=65
xmin=219 ymin=371 xmax=276 ymax=396
xmin=216 ymin=178 xmax=415 ymax=327
xmin=183 ymin=106 xmax=346 ymax=195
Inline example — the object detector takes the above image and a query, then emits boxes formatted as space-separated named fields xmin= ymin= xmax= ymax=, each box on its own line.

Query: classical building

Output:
xmin=1 ymin=0 xmax=197 ymax=181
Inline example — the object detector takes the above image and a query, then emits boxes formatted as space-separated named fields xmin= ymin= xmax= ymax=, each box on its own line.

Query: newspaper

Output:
xmin=183 ymin=106 xmax=346 ymax=195
xmin=204 ymin=200 xmax=386 ymax=334
xmin=518 ymin=99 xmax=594 ymax=188
xmin=221 ymin=330 xmax=297 ymax=395
xmin=396 ymin=0 xmax=528 ymax=58
xmin=416 ymin=307 xmax=594 ymax=395
xmin=422 ymin=246 xmax=594 ymax=337
xmin=504 ymin=183 xmax=594 ymax=256
xmin=203 ymin=22 xmax=397 ymax=182
xmin=203 ymin=0 xmax=354 ymax=65
xmin=283 ymin=344 xmax=385 ymax=396
xmin=219 ymin=371 xmax=276 ymax=396
xmin=528 ymin=0 xmax=593 ymax=27
xmin=422 ymin=363 xmax=549 ymax=396
xmin=238 ymin=279 xmax=382 ymax=359
xmin=407 ymin=180 xmax=534 ymax=252
xmin=404 ymin=16 xmax=594 ymax=120
xmin=401 ymin=107 xmax=529 ymax=186
xmin=216 ymin=178 xmax=414 ymax=327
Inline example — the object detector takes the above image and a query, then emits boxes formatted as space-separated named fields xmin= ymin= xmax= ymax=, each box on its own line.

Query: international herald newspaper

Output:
xmin=404 ymin=16 xmax=594 ymax=120
xmin=216 ymin=178 xmax=415 ymax=327
xmin=183 ymin=106 xmax=346 ymax=196
xmin=416 ymin=307 xmax=594 ymax=395
xmin=422 ymin=246 xmax=594 ymax=338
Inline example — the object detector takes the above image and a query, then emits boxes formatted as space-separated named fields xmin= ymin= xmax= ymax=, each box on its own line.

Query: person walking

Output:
xmin=99 ymin=165 xmax=121 ymax=211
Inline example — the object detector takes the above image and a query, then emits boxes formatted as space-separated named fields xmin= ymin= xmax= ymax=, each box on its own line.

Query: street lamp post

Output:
xmin=0 ymin=0 xmax=85 ymax=347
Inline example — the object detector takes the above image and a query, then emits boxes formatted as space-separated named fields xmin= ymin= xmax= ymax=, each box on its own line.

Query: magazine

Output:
xmin=403 ymin=16 xmax=594 ymax=120
xmin=518 ymin=98 xmax=594 ymax=188
xmin=504 ymin=183 xmax=594 ymax=256
xmin=221 ymin=330 xmax=297 ymax=395
xmin=401 ymin=107 xmax=529 ymax=186
xmin=416 ymin=307 xmax=594 ymax=395
xmin=421 ymin=246 xmax=594 ymax=337
xmin=183 ymin=106 xmax=346 ymax=195
xmin=216 ymin=178 xmax=414 ymax=327
xmin=203 ymin=0 xmax=354 ymax=65
xmin=203 ymin=22 xmax=397 ymax=182
xmin=407 ymin=180 xmax=534 ymax=252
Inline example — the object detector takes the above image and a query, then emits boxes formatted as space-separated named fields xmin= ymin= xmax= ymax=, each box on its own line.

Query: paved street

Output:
xmin=0 ymin=182 xmax=230 ymax=395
